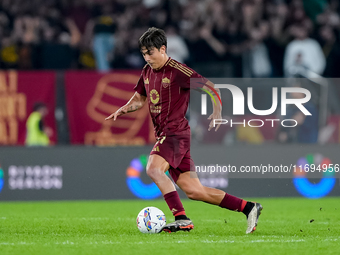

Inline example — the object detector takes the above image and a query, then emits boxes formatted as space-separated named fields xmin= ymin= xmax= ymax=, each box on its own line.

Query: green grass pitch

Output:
xmin=0 ymin=197 xmax=339 ymax=255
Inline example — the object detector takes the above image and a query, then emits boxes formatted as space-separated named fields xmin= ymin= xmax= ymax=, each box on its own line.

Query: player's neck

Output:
xmin=155 ymin=55 xmax=169 ymax=71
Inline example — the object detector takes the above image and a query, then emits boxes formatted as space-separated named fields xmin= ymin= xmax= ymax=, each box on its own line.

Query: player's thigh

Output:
xmin=147 ymin=154 xmax=170 ymax=173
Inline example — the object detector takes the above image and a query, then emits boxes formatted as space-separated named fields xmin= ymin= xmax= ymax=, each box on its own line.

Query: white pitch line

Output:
xmin=1 ymin=238 xmax=339 ymax=246
xmin=31 ymin=217 xmax=111 ymax=221
xmin=0 ymin=242 xmax=34 ymax=245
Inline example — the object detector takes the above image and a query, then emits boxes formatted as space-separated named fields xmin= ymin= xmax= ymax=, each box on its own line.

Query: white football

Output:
xmin=136 ymin=207 xmax=166 ymax=233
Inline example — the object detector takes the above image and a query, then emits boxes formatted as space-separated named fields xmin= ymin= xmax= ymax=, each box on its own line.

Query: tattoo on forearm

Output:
xmin=127 ymin=105 xmax=140 ymax=113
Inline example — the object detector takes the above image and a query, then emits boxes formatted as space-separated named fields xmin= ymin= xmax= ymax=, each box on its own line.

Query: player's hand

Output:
xmin=207 ymin=111 xmax=222 ymax=131
xmin=105 ymin=107 xmax=127 ymax=121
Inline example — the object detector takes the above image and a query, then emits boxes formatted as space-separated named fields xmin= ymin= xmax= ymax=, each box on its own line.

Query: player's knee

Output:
xmin=146 ymin=166 xmax=155 ymax=179
xmin=146 ymin=165 xmax=161 ymax=180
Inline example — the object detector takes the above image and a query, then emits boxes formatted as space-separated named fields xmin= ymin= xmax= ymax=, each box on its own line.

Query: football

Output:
xmin=136 ymin=207 xmax=166 ymax=233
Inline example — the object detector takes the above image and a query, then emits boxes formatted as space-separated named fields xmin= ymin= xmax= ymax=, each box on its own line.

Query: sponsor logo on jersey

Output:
xmin=150 ymin=89 xmax=160 ymax=104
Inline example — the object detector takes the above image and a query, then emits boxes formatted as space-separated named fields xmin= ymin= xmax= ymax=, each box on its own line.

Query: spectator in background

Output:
xmin=277 ymin=85 xmax=319 ymax=143
xmin=149 ymin=8 xmax=169 ymax=28
xmin=66 ymin=0 xmax=92 ymax=35
xmin=284 ymin=24 xmax=326 ymax=76
xmin=165 ymin=25 xmax=189 ymax=63
xmin=319 ymin=25 xmax=340 ymax=77
xmin=25 ymin=102 xmax=52 ymax=146
xmin=199 ymin=22 xmax=227 ymax=60
xmin=84 ymin=3 xmax=116 ymax=72
xmin=315 ymin=0 xmax=340 ymax=77
xmin=303 ymin=0 xmax=328 ymax=22
xmin=245 ymin=20 xmax=272 ymax=77
xmin=184 ymin=23 xmax=218 ymax=64
xmin=238 ymin=0 xmax=272 ymax=77
xmin=122 ymin=27 xmax=147 ymax=69
xmin=66 ymin=0 xmax=93 ymax=69
xmin=224 ymin=18 xmax=247 ymax=77
xmin=40 ymin=7 xmax=81 ymax=69
xmin=13 ymin=10 xmax=44 ymax=45
xmin=0 ymin=0 xmax=339 ymax=77
xmin=142 ymin=0 xmax=162 ymax=9
xmin=0 ymin=8 xmax=18 ymax=68
xmin=316 ymin=3 xmax=340 ymax=28
xmin=12 ymin=9 xmax=46 ymax=69
xmin=266 ymin=2 xmax=289 ymax=77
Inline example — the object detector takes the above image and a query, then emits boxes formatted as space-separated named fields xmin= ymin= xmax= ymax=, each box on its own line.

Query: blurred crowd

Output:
xmin=0 ymin=0 xmax=339 ymax=77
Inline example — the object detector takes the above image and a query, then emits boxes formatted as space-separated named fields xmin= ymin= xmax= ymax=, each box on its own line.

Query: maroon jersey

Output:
xmin=134 ymin=58 xmax=207 ymax=138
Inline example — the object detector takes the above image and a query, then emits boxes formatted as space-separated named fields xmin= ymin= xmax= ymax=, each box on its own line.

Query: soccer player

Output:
xmin=106 ymin=27 xmax=262 ymax=234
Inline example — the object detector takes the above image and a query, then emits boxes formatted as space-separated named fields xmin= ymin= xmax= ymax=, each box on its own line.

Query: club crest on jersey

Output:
xmin=162 ymin=77 xmax=170 ymax=88
xmin=150 ymin=89 xmax=160 ymax=104
xmin=144 ymin=78 xmax=149 ymax=85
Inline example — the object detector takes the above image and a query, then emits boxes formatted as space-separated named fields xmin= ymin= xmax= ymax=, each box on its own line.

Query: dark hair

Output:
xmin=138 ymin=27 xmax=167 ymax=51
xmin=33 ymin=102 xmax=47 ymax=112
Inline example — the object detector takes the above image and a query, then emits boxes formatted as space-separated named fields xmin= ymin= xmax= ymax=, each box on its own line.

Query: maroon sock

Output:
xmin=219 ymin=193 xmax=245 ymax=212
xmin=164 ymin=191 xmax=185 ymax=216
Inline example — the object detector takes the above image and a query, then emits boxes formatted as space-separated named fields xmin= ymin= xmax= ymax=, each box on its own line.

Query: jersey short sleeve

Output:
xmin=134 ymin=73 xmax=147 ymax=97
xmin=174 ymin=63 xmax=208 ymax=90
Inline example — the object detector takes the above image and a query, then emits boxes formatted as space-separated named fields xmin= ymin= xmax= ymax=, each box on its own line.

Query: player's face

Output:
xmin=140 ymin=46 xmax=166 ymax=70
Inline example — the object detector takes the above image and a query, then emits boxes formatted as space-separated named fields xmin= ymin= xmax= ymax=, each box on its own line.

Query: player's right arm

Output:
xmin=105 ymin=92 xmax=147 ymax=121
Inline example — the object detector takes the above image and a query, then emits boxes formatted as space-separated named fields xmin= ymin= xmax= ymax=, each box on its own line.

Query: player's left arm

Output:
xmin=202 ymin=80 xmax=222 ymax=132
xmin=177 ymin=63 xmax=222 ymax=131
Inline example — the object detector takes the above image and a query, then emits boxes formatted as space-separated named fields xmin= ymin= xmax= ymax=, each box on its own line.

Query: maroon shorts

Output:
xmin=150 ymin=135 xmax=195 ymax=183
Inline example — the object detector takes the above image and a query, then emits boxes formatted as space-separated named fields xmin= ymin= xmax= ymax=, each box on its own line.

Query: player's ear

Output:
xmin=160 ymin=45 xmax=166 ymax=54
